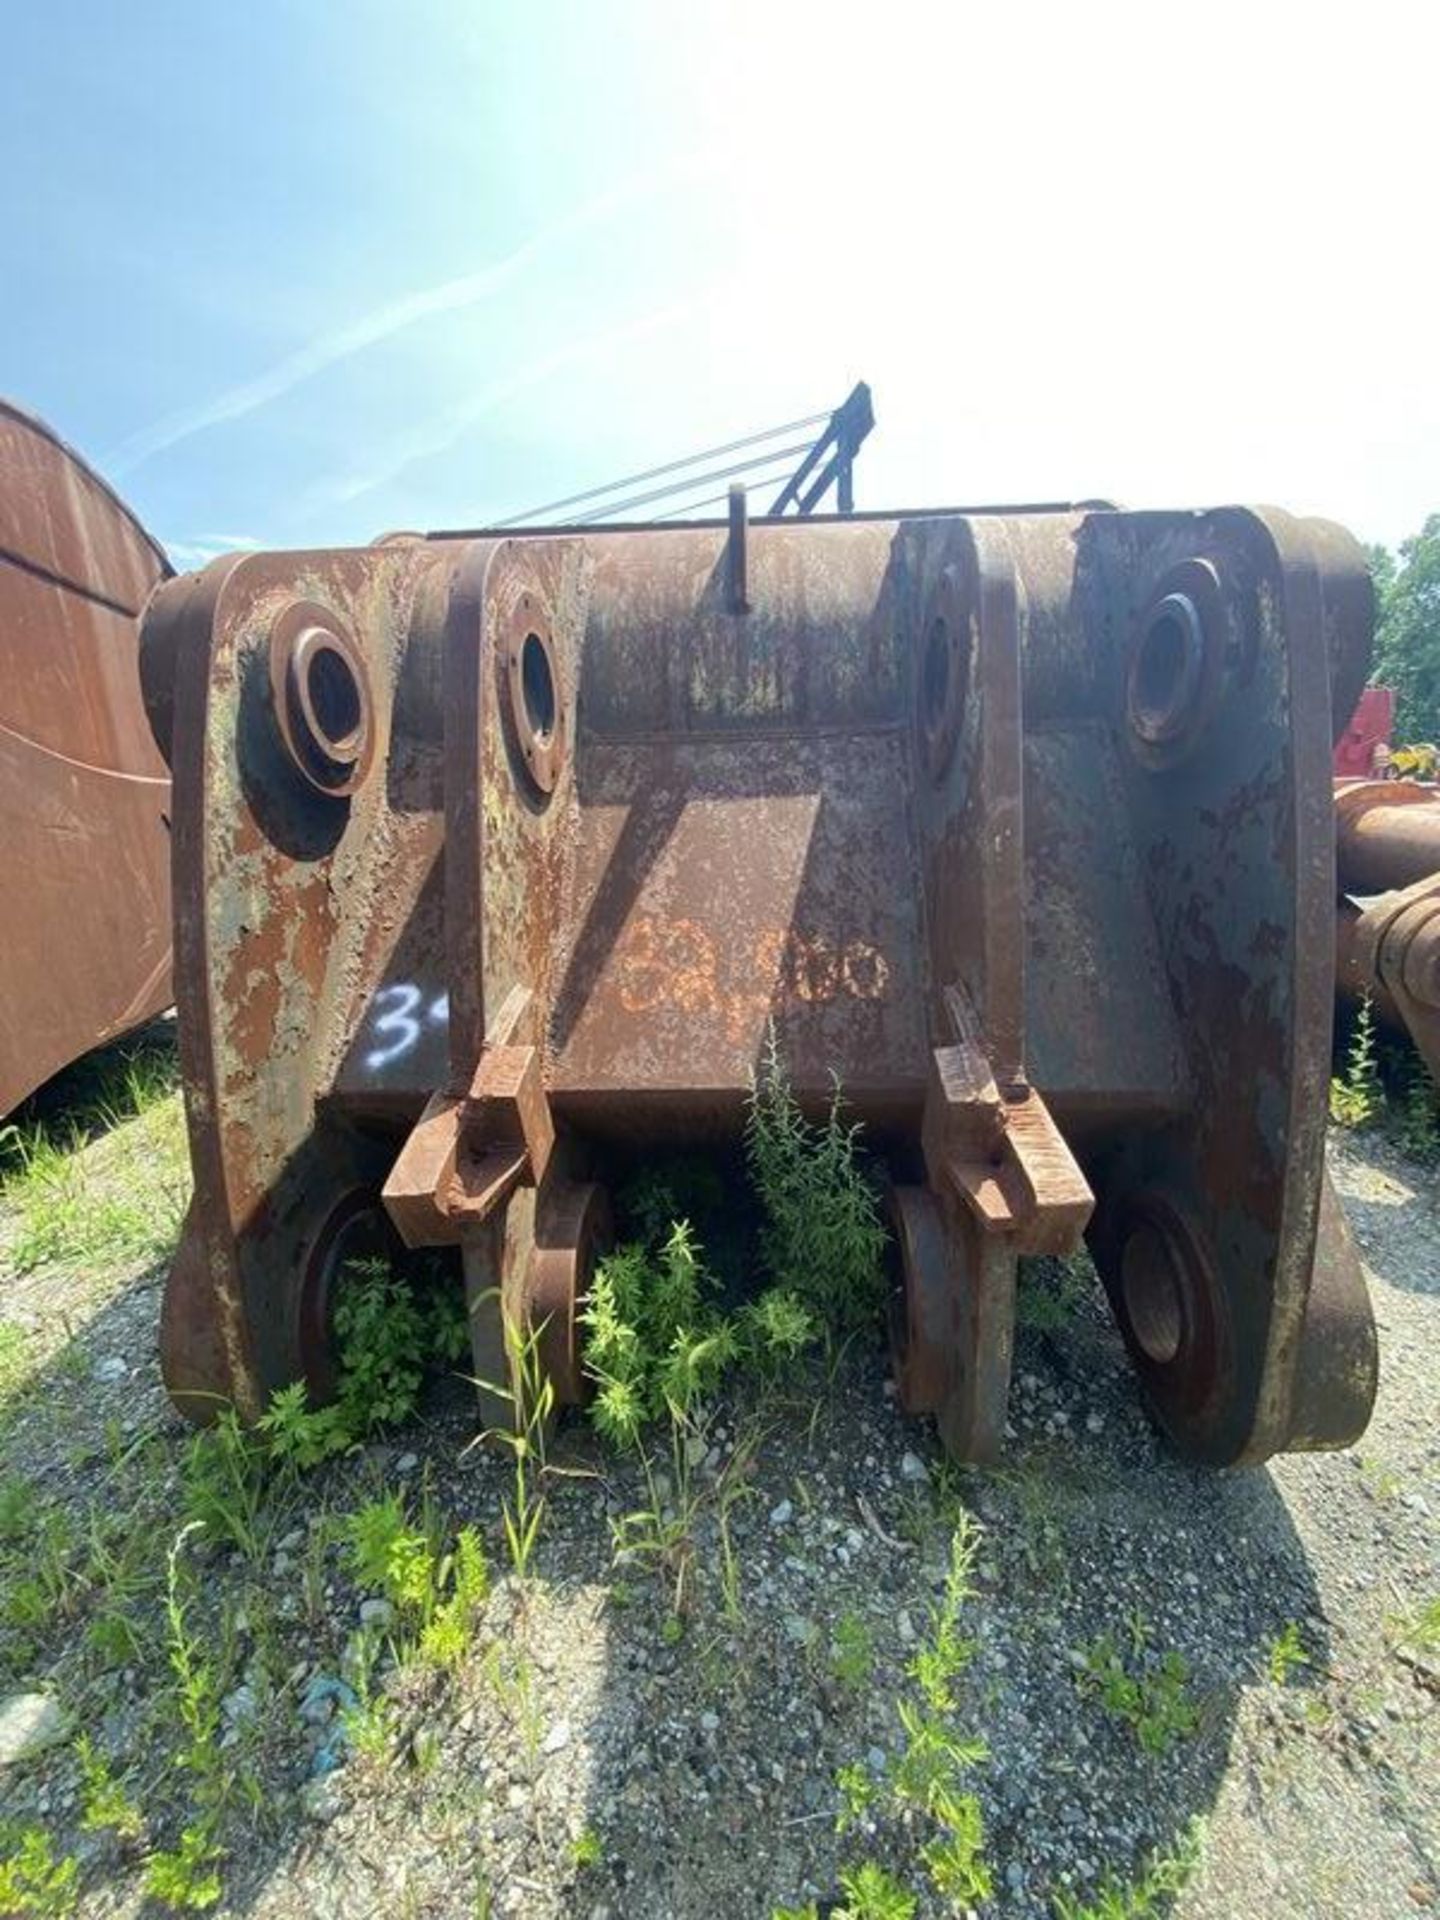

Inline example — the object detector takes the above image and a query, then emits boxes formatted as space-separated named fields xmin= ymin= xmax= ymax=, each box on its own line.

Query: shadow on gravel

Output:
xmin=1 ymin=1047 xmax=1338 ymax=1920
xmin=513 ymin=1299 xmax=1336 ymax=1920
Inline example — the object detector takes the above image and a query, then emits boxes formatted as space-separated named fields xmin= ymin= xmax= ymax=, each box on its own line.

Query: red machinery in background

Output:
xmin=0 ymin=400 xmax=174 ymax=1114
xmin=1334 ymin=685 xmax=1394 ymax=780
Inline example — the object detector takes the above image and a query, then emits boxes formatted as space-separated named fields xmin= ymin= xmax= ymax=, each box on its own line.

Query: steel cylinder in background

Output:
xmin=1336 ymin=780 xmax=1440 ymax=896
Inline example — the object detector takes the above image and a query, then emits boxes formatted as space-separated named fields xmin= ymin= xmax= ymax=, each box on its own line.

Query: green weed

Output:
xmin=1330 ymin=995 xmax=1383 ymax=1128
xmin=835 ymin=1860 xmax=917 ymax=1919
xmin=1268 ymin=1621 xmax=1310 ymax=1685
xmin=820 ymin=1518 xmax=991 ymax=1916
xmin=1074 ymin=1617 xmax=1199 ymax=1754
xmin=263 ymin=1256 xmax=467 ymax=1468
xmin=143 ymin=1824 xmax=223 ymax=1911
xmin=148 ymin=1526 xmax=232 ymax=1906
xmin=1396 ymin=1059 xmax=1440 ymax=1163
xmin=0 ymin=1473 xmax=38 ymax=1544
xmin=0 ymin=1322 xmax=31 ymax=1405
xmin=830 ymin=1610 xmax=875 ymax=1692
xmin=0 ymin=1825 xmax=78 ymax=1917
xmin=1052 ymin=1818 xmax=1203 ymax=1919
xmin=1016 ymin=1252 xmax=1094 ymax=1333
xmin=1387 ymin=1592 xmax=1440 ymax=1662
xmin=908 ymin=1517 xmax=980 ymax=1712
xmin=346 ymin=1493 xmax=439 ymax=1618
xmin=570 ymin=1828 xmax=603 ymax=1870
xmin=477 ymin=1304 xmax=555 ymax=1582
xmin=76 ymin=1735 xmax=143 ymax=1842
xmin=419 ymin=1527 xmax=491 ymax=1669
xmin=180 ymin=1410 xmax=269 ymax=1560
xmin=746 ymin=1026 xmax=888 ymax=1335
xmin=583 ymin=1213 xmax=809 ymax=1616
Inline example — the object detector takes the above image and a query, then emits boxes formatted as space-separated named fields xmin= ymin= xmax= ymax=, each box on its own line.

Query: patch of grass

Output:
xmin=181 ymin=1410 xmax=270 ymax=1561
xmin=1052 ymin=1819 xmax=1203 ymax=1919
xmin=0 ymin=1321 xmax=32 ymax=1404
xmin=1074 ymin=1615 xmax=1199 ymax=1755
xmin=746 ymin=1025 xmax=888 ymax=1336
xmin=0 ymin=1052 xmax=189 ymax=1275
xmin=0 ymin=1471 xmax=38 ymax=1544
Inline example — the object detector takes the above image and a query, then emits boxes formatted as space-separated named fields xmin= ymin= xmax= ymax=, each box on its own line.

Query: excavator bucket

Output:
xmin=0 ymin=400 xmax=173 ymax=1115
xmin=141 ymin=501 xmax=1378 ymax=1464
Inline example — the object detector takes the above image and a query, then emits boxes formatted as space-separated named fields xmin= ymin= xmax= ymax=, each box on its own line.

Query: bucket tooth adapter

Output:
xmin=142 ymin=503 xmax=1378 ymax=1464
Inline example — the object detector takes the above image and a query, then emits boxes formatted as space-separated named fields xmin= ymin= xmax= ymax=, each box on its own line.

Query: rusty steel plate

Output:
xmin=0 ymin=399 xmax=173 ymax=1114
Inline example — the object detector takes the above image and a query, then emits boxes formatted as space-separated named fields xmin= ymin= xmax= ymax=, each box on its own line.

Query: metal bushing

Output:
xmin=268 ymin=601 xmax=376 ymax=797
xmin=296 ymin=1189 xmax=401 ymax=1401
xmin=918 ymin=565 xmax=973 ymax=782
xmin=503 ymin=591 xmax=568 ymax=797
xmin=1125 ymin=559 xmax=1225 ymax=770
xmin=1113 ymin=1192 xmax=1224 ymax=1418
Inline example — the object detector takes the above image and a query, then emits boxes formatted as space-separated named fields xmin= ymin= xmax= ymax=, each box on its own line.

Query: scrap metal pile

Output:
xmin=133 ymin=499 xmax=1381 ymax=1465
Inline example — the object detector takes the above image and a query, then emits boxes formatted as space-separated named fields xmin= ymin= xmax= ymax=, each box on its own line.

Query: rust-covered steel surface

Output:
xmin=0 ymin=400 xmax=173 ymax=1114
xmin=1335 ymin=776 xmax=1440 ymax=1082
xmin=143 ymin=503 xmax=1379 ymax=1464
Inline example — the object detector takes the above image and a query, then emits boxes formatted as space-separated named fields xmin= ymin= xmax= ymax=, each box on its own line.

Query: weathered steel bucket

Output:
xmin=0 ymin=400 xmax=173 ymax=1115
xmin=141 ymin=501 xmax=1379 ymax=1464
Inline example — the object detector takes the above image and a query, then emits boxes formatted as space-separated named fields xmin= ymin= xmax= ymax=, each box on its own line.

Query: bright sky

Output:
xmin=4 ymin=1 xmax=1435 ymax=567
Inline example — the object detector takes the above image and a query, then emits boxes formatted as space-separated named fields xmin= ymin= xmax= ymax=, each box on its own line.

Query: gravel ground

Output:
xmin=1 ymin=1093 xmax=1436 ymax=1919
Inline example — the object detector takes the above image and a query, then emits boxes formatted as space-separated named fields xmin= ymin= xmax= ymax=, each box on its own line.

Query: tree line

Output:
xmin=1368 ymin=515 xmax=1440 ymax=744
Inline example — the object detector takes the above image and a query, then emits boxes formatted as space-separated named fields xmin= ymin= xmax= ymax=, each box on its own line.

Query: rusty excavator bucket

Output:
xmin=141 ymin=501 xmax=1379 ymax=1465
xmin=0 ymin=400 xmax=174 ymax=1115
